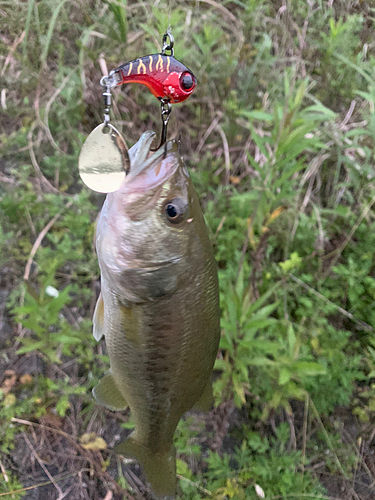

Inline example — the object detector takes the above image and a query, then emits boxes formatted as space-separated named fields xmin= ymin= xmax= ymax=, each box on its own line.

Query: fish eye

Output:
xmin=180 ymin=72 xmax=195 ymax=91
xmin=163 ymin=198 xmax=187 ymax=224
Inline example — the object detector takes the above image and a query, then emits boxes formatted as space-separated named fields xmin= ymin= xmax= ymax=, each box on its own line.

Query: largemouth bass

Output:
xmin=93 ymin=131 xmax=220 ymax=499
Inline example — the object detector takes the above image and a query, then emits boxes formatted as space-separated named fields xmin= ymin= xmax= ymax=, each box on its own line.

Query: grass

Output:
xmin=1 ymin=0 xmax=375 ymax=499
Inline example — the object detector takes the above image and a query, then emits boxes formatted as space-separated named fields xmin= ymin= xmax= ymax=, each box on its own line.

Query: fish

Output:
xmin=112 ymin=54 xmax=197 ymax=103
xmin=93 ymin=131 xmax=220 ymax=499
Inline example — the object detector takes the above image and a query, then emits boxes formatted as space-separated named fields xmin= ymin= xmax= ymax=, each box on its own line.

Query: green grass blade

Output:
xmin=106 ymin=0 xmax=128 ymax=42
xmin=22 ymin=0 xmax=35 ymax=61
xmin=40 ymin=0 xmax=70 ymax=69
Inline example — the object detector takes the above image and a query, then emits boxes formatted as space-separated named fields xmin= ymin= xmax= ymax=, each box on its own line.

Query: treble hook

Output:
xmin=151 ymin=98 xmax=172 ymax=151
xmin=150 ymin=31 xmax=174 ymax=151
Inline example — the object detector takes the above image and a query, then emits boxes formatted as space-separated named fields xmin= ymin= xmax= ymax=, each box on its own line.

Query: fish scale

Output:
xmin=93 ymin=132 xmax=220 ymax=499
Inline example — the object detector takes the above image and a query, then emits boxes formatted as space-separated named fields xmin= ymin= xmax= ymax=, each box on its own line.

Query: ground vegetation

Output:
xmin=1 ymin=1 xmax=375 ymax=499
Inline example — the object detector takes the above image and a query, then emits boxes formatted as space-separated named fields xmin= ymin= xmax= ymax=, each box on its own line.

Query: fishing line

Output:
xmin=167 ymin=0 xmax=173 ymax=35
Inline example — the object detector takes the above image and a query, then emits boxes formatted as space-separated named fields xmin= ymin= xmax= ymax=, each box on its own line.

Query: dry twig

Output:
xmin=27 ymin=126 xmax=60 ymax=194
xmin=23 ymin=199 xmax=73 ymax=282
xmin=288 ymin=273 xmax=373 ymax=332
xmin=43 ymin=71 xmax=76 ymax=153
xmin=193 ymin=0 xmax=237 ymax=23
xmin=23 ymin=433 xmax=65 ymax=499
xmin=0 ymin=460 xmax=9 ymax=483
xmin=16 ymin=199 xmax=73 ymax=339
xmin=215 ymin=123 xmax=231 ymax=184
xmin=0 ymin=472 xmax=82 ymax=498
xmin=11 ymin=418 xmax=135 ymax=499
xmin=322 ymin=192 xmax=375 ymax=280
xmin=195 ymin=113 xmax=222 ymax=155
xmin=1 ymin=30 xmax=25 ymax=76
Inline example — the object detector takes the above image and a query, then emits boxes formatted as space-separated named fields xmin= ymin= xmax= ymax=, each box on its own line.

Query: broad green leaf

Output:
xmin=16 ymin=340 xmax=46 ymax=354
xmin=248 ymin=358 xmax=276 ymax=366
xmin=245 ymin=284 xmax=280 ymax=317
xmin=214 ymin=359 xmax=228 ymax=372
xmin=303 ymin=104 xmax=337 ymax=121
xmin=241 ymin=110 xmax=273 ymax=122
xmin=291 ymin=361 xmax=326 ymax=375
xmin=52 ymin=335 xmax=81 ymax=345
xmin=279 ymin=368 xmax=292 ymax=385
xmin=249 ymin=340 xmax=280 ymax=354
xmin=176 ymin=459 xmax=192 ymax=478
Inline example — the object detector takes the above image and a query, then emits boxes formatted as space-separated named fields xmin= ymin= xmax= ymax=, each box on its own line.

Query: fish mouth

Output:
xmin=127 ymin=130 xmax=157 ymax=174
xmin=122 ymin=131 xmax=180 ymax=192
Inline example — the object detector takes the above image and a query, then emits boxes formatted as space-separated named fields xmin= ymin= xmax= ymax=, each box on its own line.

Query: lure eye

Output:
xmin=180 ymin=72 xmax=195 ymax=91
xmin=163 ymin=198 xmax=187 ymax=224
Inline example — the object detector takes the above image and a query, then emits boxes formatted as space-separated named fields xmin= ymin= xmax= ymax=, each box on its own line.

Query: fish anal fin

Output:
xmin=93 ymin=292 xmax=105 ymax=341
xmin=116 ymin=434 xmax=176 ymax=499
xmin=93 ymin=372 xmax=128 ymax=411
xmin=192 ymin=380 xmax=214 ymax=412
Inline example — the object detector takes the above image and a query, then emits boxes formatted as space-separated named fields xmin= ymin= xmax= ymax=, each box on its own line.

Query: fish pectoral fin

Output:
xmin=93 ymin=292 xmax=105 ymax=341
xmin=116 ymin=434 xmax=176 ymax=499
xmin=192 ymin=380 xmax=214 ymax=412
xmin=93 ymin=371 xmax=128 ymax=411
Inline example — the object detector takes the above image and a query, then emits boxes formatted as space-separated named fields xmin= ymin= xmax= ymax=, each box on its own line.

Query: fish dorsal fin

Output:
xmin=93 ymin=292 xmax=105 ymax=341
xmin=93 ymin=371 xmax=128 ymax=411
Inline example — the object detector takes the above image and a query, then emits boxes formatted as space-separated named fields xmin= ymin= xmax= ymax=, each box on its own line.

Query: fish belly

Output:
xmin=99 ymin=248 xmax=219 ymax=499
xmin=106 ymin=301 xmax=217 ymax=451
xmin=106 ymin=275 xmax=219 ymax=450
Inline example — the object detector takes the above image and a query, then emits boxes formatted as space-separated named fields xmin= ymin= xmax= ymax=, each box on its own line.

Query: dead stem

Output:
xmin=308 ymin=397 xmax=347 ymax=478
xmin=23 ymin=433 xmax=65 ymax=499
xmin=288 ymin=273 xmax=373 ymax=332
xmin=1 ymin=31 xmax=26 ymax=77
xmin=0 ymin=471 xmax=83 ymax=498
xmin=11 ymin=418 xmax=135 ymax=499
xmin=27 ymin=126 xmax=60 ymax=194
xmin=215 ymin=123 xmax=231 ymax=184
xmin=43 ymin=71 xmax=76 ymax=154
xmin=214 ymin=215 xmax=226 ymax=238
xmin=301 ymin=394 xmax=309 ymax=483
xmin=16 ymin=199 xmax=74 ymax=339
xmin=321 ymin=192 xmax=375 ymax=280
xmin=195 ymin=113 xmax=222 ymax=155
xmin=23 ymin=199 xmax=73 ymax=281
xmin=0 ymin=459 xmax=9 ymax=483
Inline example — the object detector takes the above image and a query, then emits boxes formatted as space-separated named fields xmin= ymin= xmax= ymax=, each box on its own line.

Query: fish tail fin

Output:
xmin=115 ymin=434 xmax=176 ymax=499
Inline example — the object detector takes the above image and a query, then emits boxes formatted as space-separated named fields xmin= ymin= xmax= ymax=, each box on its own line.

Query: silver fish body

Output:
xmin=93 ymin=131 xmax=220 ymax=499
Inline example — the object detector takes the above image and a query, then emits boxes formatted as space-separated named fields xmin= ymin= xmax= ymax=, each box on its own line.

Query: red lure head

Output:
xmin=114 ymin=54 xmax=197 ymax=104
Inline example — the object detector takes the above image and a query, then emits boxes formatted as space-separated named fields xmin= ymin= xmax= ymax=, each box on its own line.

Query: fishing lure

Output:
xmin=114 ymin=52 xmax=196 ymax=103
xmin=79 ymin=32 xmax=195 ymax=194
xmin=104 ymin=32 xmax=196 ymax=149
xmin=107 ymin=32 xmax=197 ymax=104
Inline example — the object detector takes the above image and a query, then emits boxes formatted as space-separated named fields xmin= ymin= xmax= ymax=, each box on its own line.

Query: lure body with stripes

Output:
xmin=113 ymin=54 xmax=197 ymax=103
xmin=93 ymin=131 xmax=220 ymax=499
